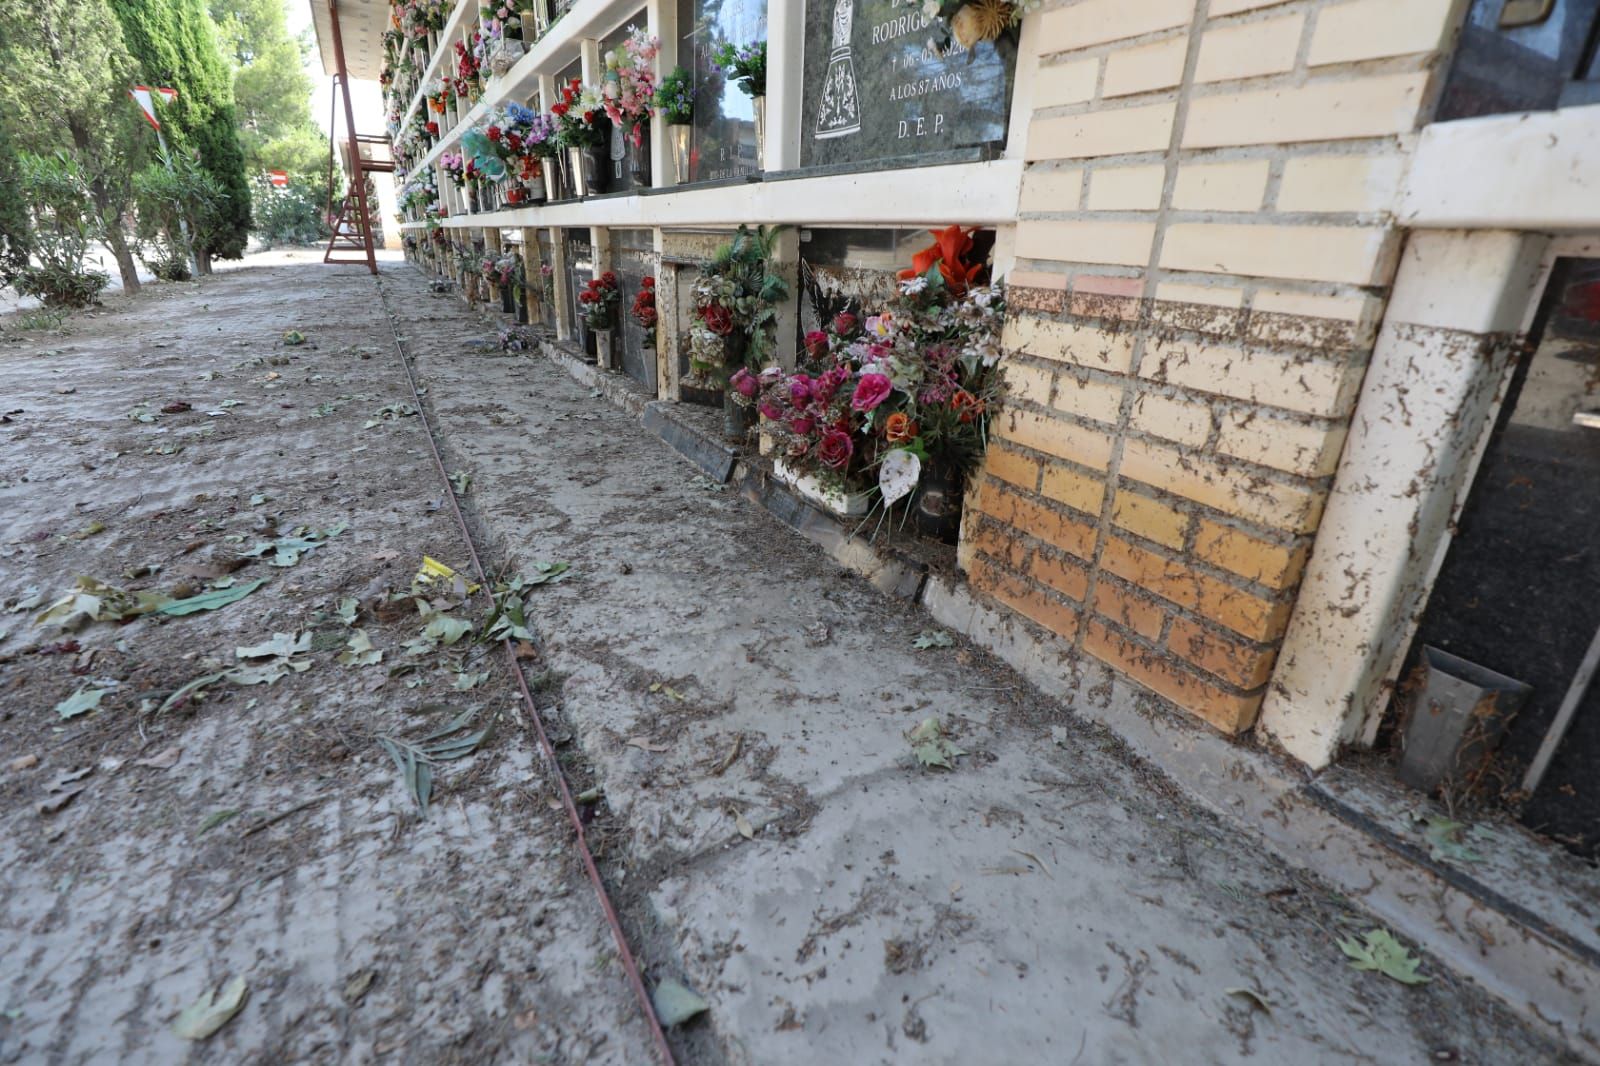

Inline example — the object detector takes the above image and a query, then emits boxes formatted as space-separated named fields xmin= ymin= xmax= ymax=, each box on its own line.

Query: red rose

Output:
xmin=600 ymin=271 xmax=617 ymax=287
xmin=851 ymin=373 xmax=892 ymax=412
xmin=833 ymin=311 xmax=858 ymax=335
xmin=582 ymin=110 xmax=594 ymax=124
xmin=486 ymin=125 xmax=501 ymax=141
xmin=551 ymin=102 xmax=568 ymax=116
xmin=642 ymin=276 xmax=655 ymax=288
xmin=817 ymin=428 xmax=854 ymax=470
xmin=804 ymin=329 xmax=829 ymax=359
xmin=700 ymin=304 xmax=734 ymax=336
xmin=426 ymin=121 xmax=439 ymax=135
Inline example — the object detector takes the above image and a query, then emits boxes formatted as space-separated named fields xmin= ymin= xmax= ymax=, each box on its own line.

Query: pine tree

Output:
xmin=210 ymin=0 xmax=327 ymax=186
xmin=109 ymin=0 xmax=252 ymax=265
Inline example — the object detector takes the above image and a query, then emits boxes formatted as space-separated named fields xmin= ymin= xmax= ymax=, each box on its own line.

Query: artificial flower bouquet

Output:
xmin=712 ymin=40 xmax=766 ymax=97
xmin=687 ymin=225 xmax=787 ymax=382
xmin=578 ymin=272 xmax=621 ymax=331
xmin=653 ymin=66 xmax=695 ymax=124
xmin=733 ymin=225 xmax=1006 ymax=519
xmin=602 ymin=29 xmax=660 ymax=146
xmin=550 ymin=77 xmax=605 ymax=150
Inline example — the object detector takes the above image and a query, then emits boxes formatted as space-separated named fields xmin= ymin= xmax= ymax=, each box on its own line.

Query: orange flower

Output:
xmin=884 ymin=411 xmax=918 ymax=443
xmin=897 ymin=224 xmax=985 ymax=295
xmin=952 ymin=390 xmax=984 ymax=423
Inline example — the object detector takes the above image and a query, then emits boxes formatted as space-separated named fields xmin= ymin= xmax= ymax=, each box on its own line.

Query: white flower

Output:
xmin=899 ymin=276 xmax=928 ymax=295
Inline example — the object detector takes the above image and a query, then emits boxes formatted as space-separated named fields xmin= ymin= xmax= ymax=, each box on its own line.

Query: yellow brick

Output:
xmin=1016 ymin=220 xmax=1157 ymax=268
xmin=1140 ymin=339 xmax=1363 ymax=417
xmin=1027 ymin=103 xmax=1176 ymax=161
xmin=1276 ymin=153 xmax=1404 ymax=213
xmin=1194 ymin=13 xmax=1304 ymax=83
xmin=1194 ymin=518 xmax=1308 ymax=588
xmin=1004 ymin=316 xmax=1138 ymax=373
xmin=1182 ymin=73 xmax=1430 ymax=149
xmin=1119 ymin=438 xmax=1324 ymax=532
xmin=1035 ymin=58 xmax=1100 ymax=105
xmin=1052 ymin=376 xmax=1125 ymax=424
xmin=1170 ymin=160 xmax=1270 ymax=211
xmin=1041 ymin=463 xmax=1108 ymax=515
xmin=1103 ymin=38 xmax=1187 ymax=97
xmin=1160 ymin=222 xmax=1394 ymax=285
xmin=1308 ymin=0 xmax=1455 ymax=66
xmin=1086 ymin=164 xmax=1167 ymax=211
xmin=1216 ymin=410 xmax=1348 ymax=477
xmin=1130 ymin=392 xmax=1212 ymax=446
xmin=1037 ymin=0 xmax=1195 ymax=53
xmin=995 ymin=408 xmax=1116 ymax=470
xmin=1002 ymin=361 xmax=1056 ymax=405
xmin=1020 ymin=165 xmax=1085 ymax=213
xmin=983 ymin=444 xmax=1044 ymax=491
xmin=1155 ymin=282 xmax=1244 ymax=309
xmin=1249 ymin=289 xmax=1381 ymax=348
xmin=1112 ymin=489 xmax=1190 ymax=549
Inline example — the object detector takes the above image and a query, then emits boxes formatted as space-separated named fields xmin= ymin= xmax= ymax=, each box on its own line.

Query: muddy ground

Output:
xmin=0 ymin=251 xmax=1584 ymax=1064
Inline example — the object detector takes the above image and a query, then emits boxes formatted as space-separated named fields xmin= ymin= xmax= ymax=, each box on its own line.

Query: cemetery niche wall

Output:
xmin=802 ymin=0 xmax=1018 ymax=170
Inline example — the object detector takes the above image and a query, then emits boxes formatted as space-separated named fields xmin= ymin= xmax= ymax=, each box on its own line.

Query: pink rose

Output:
xmin=813 ymin=366 xmax=849 ymax=403
xmin=851 ymin=373 xmax=892 ymax=412
xmin=804 ymin=330 xmax=829 ymax=358
xmin=788 ymin=415 xmax=815 ymax=436
xmin=833 ymin=311 xmax=858 ymax=335
xmin=758 ymin=401 xmax=782 ymax=421
xmin=789 ymin=374 xmax=813 ymax=406
xmin=817 ymin=428 xmax=854 ymax=470
xmin=730 ymin=367 xmax=758 ymax=398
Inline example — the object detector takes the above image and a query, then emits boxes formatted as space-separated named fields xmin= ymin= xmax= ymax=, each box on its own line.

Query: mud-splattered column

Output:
xmin=1259 ymin=231 xmax=1549 ymax=767
xmin=521 ymin=226 xmax=544 ymax=324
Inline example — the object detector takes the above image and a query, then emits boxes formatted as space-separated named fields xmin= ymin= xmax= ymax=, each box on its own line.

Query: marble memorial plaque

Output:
xmin=801 ymin=0 xmax=1016 ymax=169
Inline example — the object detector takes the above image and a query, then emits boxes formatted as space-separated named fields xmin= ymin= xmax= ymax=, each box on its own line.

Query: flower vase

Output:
xmin=500 ymin=284 xmax=515 ymax=314
xmin=753 ymin=95 xmax=766 ymax=169
xmin=912 ymin=464 xmax=965 ymax=544
xmin=542 ymin=158 xmax=562 ymax=201
xmin=669 ymin=123 xmax=691 ymax=185
xmin=526 ymin=170 xmax=547 ymax=204
xmin=628 ymin=124 xmax=651 ymax=185
xmin=530 ymin=0 xmax=551 ymax=38
xmin=566 ymin=147 xmax=591 ymax=197
xmin=521 ymin=8 xmax=538 ymax=43
xmin=723 ymin=391 xmax=756 ymax=444
xmin=466 ymin=186 xmax=479 ymax=214
xmin=516 ymin=289 xmax=530 ymax=324
xmin=428 ymin=29 xmax=439 ymax=62
xmin=581 ymin=321 xmax=598 ymax=360
xmin=594 ymin=328 xmax=614 ymax=370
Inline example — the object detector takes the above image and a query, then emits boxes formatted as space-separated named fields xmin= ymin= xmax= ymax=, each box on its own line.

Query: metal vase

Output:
xmin=669 ymin=123 xmax=691 ymax=185
xmin=594 ymin=328 xmax=614 ymax=370
xmin=582 ymin=145 xmax=610 ymax=195
xmin=526 ymin=171 xmax=547 ymax=204
xmin=566 ymin=147 xmax=590 ymax=198
xmin=753 ymin=95 xmax=766 ymax=169
xmin=543 ymin=157 xmax=562 ymax=201
xmin=530 ymin=0 xmax=550 ymax=38
xmin=629 ymin=124 xmax=651 ymax=185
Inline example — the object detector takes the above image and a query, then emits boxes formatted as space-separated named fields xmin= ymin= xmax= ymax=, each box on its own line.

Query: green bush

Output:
xmin=134 ymin=153 xmax=229 ymax=279
xmin=15 ymin=153 xmax=109 ymax=308
xmin=251 ymin=176 xmax=327 ymax=246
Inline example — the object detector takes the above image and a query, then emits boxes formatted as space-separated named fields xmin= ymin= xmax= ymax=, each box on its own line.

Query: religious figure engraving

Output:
xmin=815 ymin=0 xmax=861 ymax=139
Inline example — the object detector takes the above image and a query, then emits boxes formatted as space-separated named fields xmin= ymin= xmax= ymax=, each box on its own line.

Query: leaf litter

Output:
xmin=377 ymin=707 xmax=497 ymax=817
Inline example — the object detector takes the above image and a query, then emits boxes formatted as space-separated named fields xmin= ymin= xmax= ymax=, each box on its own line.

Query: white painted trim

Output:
xmin=407 ymin=158 xmax=1025 ymax=230
xmin=1399 ymin=104 xmax=1600 ymax=231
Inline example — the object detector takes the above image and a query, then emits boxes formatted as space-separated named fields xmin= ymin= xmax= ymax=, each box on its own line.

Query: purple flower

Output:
xmin=788 ymin=415 xmax=815 ymax=436
xmin=731 ymin=367 xmax=758 ymax=398
xmin=851 ymin=373 xmax=892 ymax=412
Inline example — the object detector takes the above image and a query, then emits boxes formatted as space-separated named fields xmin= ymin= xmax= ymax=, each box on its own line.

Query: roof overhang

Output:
xmin=309 ymin=0 xmax=392 ymax=81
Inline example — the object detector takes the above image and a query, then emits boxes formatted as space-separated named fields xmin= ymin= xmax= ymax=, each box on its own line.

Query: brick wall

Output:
xmin=963 ymin=0 xmax=1463 ymax=733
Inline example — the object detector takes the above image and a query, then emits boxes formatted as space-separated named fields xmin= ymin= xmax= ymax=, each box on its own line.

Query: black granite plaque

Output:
xmin=800 ymin=0 xmax=1016 ymax=169
xmin=677 ymin=0 xmax=765 ymax=182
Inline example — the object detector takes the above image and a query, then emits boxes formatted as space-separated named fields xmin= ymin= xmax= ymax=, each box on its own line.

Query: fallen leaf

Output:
xmin=54 ymin=685 xmax=112 ymax=719
xmin=337 ymin=629 xmax=383 ymax=666
xmin=1420 ymin=816 xmax=1483 ymax=864
xmin=172 ymin=976 xmax=248 ymax=1039
xmin=343 ymin=969 xmax=377 ymax=1004
xmin=913 ymin=629 xmax=954 ymax=650
xmin=161 ymin=401 xmax=193 ymax=414
xmin=237 ymin=632 xmax=311 ymax=660
xmin=8 ymin=754 xmax=40 ymax=771
xmin=134 ymin=747 xmax=182 ymax=770
xmin=157 ymin=579 xmax=266 ymax=617
xmin=652 ymin=978 xmax=708 ymax=1027
xmin=1339 ymin=929 xmax=1430 ymax=985
xmin=626 ymin=736 xmax=672 ymax=753
xmin=733 ymin=809 xmax=754 ymax=839
xmin=197 ymin=809 xmax=240 ymax=835
xmin=908 ymin=717 xmax=967 ymax=771
xmin=1225 ymin=987 xmax=1272 ymax=1014
xmin=337 ymin=597 xmax=359 ymax=625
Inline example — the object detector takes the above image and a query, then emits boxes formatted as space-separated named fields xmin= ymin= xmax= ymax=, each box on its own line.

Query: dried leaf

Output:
xmin=1339 ymin=929 xmax=1430 ymax=985
xmin=733 ymin=809 xmax=754 ymax=839
xmin=913 ymin=629 xmax=954 ymax=650
xmin=157 ymin=579 xmax=266 ymax=617
xmin=236 ymin=632 xmax=311 ymax=660
xmin=172 ymin=976 xmax=248 ymax=1039
xmin=343 ymin=969 xmax=377 ymax=1004
xmin=909 ymin=716 xmax=967 ymax=770
xmin=1224 ymin=987 xmax=1272 ymax=1014
xmin=1421 ymin=816 xmax=1483 ymax=864
xmin=337 ymin=597 xmax=359 ymax=625
xmin=337 ymin=629 xmax=383 ymax=667
xmin=133 ymin=746 xmax=182 ymax=770
xmin=54 ymin=685 xmax=111 ymax=719
xmin=651 ymin=978 xmax=708 ymax=1027
xmin=626 ymin=736 xmax=672 ymax=753
xmin=197 ymin=809 xmax=240 ymax=835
